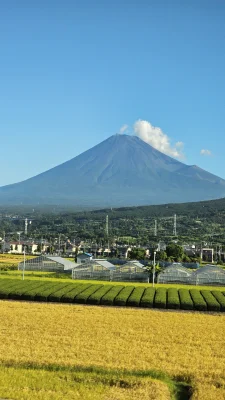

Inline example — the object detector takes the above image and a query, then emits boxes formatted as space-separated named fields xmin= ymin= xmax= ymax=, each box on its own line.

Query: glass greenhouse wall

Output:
xmin=189 ymin=265 xmax=225 ymax=286
xmin=157 ymin=264 xmax=225 ymax=286
xmin=72 ymin=260 xmax=114 ymax=281
xmin=112 ymin=271 xmax=148 ymax=282
xmin=112 ymin=261 xmax=148 ymax=282
xmin=157 ymin=265 xmax=192 ymax=284
xmin=72 ymin=260 xmax=148 ymax=282
xmin=18 ymin=256 xmax=65 ymax=272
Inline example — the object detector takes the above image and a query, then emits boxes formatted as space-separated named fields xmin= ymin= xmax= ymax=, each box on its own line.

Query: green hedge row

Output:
xmin=48 ymin=284 xmax=80 ymax=302
xmin=61 ymin=284 xmax=92 ymax=303
xmin=167 ymin=288 xmax=180 ymax=309
xmin=179 ymin=289 xmax=193 ymax=310
xmin=100 ymin=285 xmax=124 ymax=306
xmin=140 ymin=288 xmax=156 ymax=308
xmin=114 ymin=286 xmax=135 ymax=306
xmin=0 ymin=278 xmax=225 ymax=313
xmin=200 ymin=290 xmax=220 ymax=312
xmin=74 ymin=284 xmax=103 ymax=304
xmin=126 ymin=287 xmax=145 ymax=307
xmin=9 ymin=281 xmax=47 ymax=300
xmin=0 ymin=279 xmax=16 ymax=288
xmin=22 ymin=282 xmax=51 ymax=300
xmin=154 ymin=288 xmax=167 ymax=309
xmin=0 ymin=280 xmax=34 ymax=299
xmin=190 ymin=289 xmax=207 ymax=311
xmin=35 ymin=283 xmax=68 ymax=302
xmin=87 ymin=285 xmax=113 ymax=305
xmin=211 ymin=291 xmax=225 ymax=311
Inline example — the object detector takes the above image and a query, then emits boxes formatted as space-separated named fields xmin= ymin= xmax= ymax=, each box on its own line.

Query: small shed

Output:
xmin=77 ymin=253 xmax=93 ymax=264
xmin=189 ymin=265 xmax=225 ymax=286
xmin=72 ymin=259 xmax=115 ymax=281
xmin=157 ymin=264 xmax=192 ymax=284
xmin=18 ymin=255 xmax=76 ymax=273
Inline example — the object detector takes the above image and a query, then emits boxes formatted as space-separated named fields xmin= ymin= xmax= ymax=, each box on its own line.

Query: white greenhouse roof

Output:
xmin=193 ymin=265 xmax=225 ymax=275
xmin=40 ymin=256 xmax=76 ymax=271
xmin=124 ymin=260 xmax=144 ymax=268
xmin=95 ymin=260 xmax=115 ymax=270
xmin=71 ymin=259 xmax=115 ymax=271
xmin=161 ymin=264 xmax=192 ymax=274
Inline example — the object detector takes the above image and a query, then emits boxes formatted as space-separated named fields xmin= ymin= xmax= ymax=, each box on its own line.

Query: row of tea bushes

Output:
xmin=179 ymin=289 xmax=194 ymax=310
xmin=126 ymin=287 xmax=145 ymax=307
xmin=140 ymin=288 xmax=156 ymax=308
xmin=190 ymin=289 xmax=208 ymax=311
xmin=100 ymin=285 xmax=124 ymax=306
xmin=211 ymin=290 xmax=225 ymax=311
xmin=0 ymin=278 xmax=225 ymax=312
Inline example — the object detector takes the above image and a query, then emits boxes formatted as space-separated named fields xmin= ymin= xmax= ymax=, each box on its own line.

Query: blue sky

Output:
xmin=0 ymin=0 xmax=225 ymax=185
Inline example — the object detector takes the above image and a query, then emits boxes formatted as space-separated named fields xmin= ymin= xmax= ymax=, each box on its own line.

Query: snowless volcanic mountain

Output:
xmin=0 ymin=134 xmax=225 ymax=207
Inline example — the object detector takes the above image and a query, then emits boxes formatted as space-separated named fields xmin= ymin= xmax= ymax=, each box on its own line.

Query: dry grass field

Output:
xmin=0 ymin=301 xmax=225 ymax=399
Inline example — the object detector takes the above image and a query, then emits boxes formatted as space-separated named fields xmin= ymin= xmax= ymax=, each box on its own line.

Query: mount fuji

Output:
xmin=0 ymin=134 xmax=225 ymax=207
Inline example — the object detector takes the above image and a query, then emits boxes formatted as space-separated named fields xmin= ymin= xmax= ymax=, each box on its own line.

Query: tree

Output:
xmin=166 ymin=243 xmax=184 ymax=261
xmin=156 ymin=250 xmax=167 ymax=261
xmin=145 ymin=263 xmax=162 ymax=283
xmin=182 ymin=254 xmax=191 ymax=262
xmin=128 ymin=248 xmax=146 ymax=260
xmin=74 ymin=247 xmax=78 ymax=263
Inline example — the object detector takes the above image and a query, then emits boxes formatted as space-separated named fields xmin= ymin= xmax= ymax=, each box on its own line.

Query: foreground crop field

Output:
xmin=0 ymin=301 xmax=224 ymax=399
xmin=0 ymin=278 xmax=225 ymax=312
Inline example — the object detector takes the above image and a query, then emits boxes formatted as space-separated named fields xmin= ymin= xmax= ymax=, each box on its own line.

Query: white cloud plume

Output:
xmin=119 ymin=124 xmax=129 ymax=134
xmin=200 ymin=149 xmax=212 ymax=156
xmin=133 ymin=119 xmax=184 ymax=159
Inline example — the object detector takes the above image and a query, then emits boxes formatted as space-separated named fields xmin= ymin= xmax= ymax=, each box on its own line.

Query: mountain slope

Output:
xmin=0 ymin=134 xmax=225 ymax=206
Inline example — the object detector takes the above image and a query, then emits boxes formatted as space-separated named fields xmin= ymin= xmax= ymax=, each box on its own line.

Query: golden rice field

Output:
xmin=0 ymin=301 xmax=225 ymax=399
xmin=0 ymin=253 xmax=34 ymax=265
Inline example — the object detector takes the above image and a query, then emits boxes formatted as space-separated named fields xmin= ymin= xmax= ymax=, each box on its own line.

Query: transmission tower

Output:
xmin=154 ymin=220 xmax=157 ymax=236
xmin=25 ymin=218 xmax=28 ymax=235
xmin=173 ymin=214 xmax=177 ymax=236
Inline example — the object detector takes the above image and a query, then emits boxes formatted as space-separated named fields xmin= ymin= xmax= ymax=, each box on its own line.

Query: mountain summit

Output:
xmin=0 ymin=134 xmax=225 ymax=206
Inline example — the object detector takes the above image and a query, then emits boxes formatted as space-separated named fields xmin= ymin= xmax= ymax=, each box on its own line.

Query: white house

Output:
xmin=8 ymin=242 xmax=38 ymax=254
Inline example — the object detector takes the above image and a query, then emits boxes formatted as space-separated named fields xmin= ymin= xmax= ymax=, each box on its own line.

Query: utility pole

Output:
xmin=153 ymin=251 xmax=156 ymax=287
xmin=22 ymin=245 xmax=25 ymax=280
xmin=154 ymin=220 xmax=157 ymax=237
xmin=17 ymin=231 xmax=22 ymax=244
xmin=58 ymin=234 xmax=61 ymax=256
xmin=106 ymin=215 xmax=109 ymax=237
xmin=173 ymin=214 xmax=177 ymax=236
xmin=3 ymin=231 xmax=5 ymax=254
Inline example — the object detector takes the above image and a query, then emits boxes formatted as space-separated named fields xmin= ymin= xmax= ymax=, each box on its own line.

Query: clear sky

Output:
xmin=0 ymin=0 xmax=225 ymax=186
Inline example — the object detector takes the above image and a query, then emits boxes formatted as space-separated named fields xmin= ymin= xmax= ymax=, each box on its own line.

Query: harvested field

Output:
xmin=0 ymin=301 xmax=224 ymax=399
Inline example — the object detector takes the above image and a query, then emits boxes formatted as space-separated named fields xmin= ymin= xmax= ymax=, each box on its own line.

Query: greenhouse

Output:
xmin=189 ymin=265 xmax=225 ymax=286
xmin=157 ymin=264 xmax=192 ymax=284
xmin=112 ymin=260 xmax=148 ymax=282
xmin=72 ymin=259 xmax=115 ymax=281
xmin=18 ymin=255 xmax=76 ymax=273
